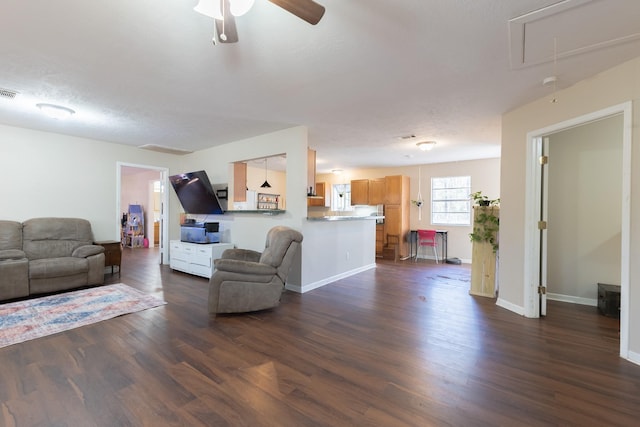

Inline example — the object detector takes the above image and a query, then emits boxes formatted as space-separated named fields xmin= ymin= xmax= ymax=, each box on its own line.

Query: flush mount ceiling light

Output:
xmin=36 ymin=103 xmax=75 ymax=120
xmin=331 ymin=169 xmax=343 ymax=175
xmin=416 ymin=141 xmax=436 ymax=151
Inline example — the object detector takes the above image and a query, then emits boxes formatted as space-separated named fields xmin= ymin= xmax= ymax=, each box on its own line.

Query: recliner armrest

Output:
xmin=214 ymin=258 xmax=276 ymax=276
xmin=220 ymin=248 xmax=262 ymax=263
xmin=72 ymin=245 xmax=105 ymax=258
xmin=0 ymin=249 xmax=26 ymax=261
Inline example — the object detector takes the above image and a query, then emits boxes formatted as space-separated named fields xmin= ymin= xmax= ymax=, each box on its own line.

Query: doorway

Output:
xmin=117 ymin=162 xmax=170 ymax=265
xmin=524 ymin=102 xmax=631 ymax=358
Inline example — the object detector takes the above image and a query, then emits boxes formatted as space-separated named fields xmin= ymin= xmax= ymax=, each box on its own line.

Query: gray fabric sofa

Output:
xmin=0 ymin=218 xmax=105 ymax=301
xmin=208 ymin=226 xmax=303 ymax=314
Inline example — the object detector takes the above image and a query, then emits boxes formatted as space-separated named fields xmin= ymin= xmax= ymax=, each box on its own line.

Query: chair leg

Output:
xmin=433 ymin=246 xmax=438 ymax=264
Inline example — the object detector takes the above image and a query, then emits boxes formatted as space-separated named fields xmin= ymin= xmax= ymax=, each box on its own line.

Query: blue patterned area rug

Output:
xmin=0 ymin=283 xmax=166 ymax=348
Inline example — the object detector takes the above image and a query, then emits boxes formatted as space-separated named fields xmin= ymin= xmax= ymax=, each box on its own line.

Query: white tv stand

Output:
xmin=169 ymin=240 xmax=234 ymax=278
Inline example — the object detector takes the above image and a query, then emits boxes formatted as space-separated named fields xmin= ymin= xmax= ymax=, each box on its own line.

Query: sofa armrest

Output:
xmin=220 ymin=248 xmax=262 ymax=263
xmin=0 ymin=249 xmax=26 ymax=261
xmin=214 ymin=258 xmax=276 ymax=276
xmin=72 ymin=245 xmax=105 ymax=258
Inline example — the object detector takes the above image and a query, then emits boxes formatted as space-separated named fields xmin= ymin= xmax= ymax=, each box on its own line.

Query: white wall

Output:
xmin=547 ymin=115 xmax=623 ymax=304
xmin=500 ymin=56 xmax=640 ymax=358
xmin=317 ymin=158 xmax=501 ymax=262
xmin=0 ymin=124 xmax=180 ymax=241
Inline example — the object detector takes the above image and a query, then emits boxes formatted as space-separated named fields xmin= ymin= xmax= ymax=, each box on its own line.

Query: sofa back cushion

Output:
xmin=0 ymin=220 xmax=23 ymax=250
xmin=23 ymin=218 xmax=94 ymax=260
xmin=259 ymin=226 xmax=303 ymax=268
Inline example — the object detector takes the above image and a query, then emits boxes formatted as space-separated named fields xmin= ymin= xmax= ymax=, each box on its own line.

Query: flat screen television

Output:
xmin=169 ymin=170 xmax=225 ymax=215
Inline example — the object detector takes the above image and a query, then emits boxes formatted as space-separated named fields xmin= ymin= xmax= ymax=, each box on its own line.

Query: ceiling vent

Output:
xmin=0 ymin=88 xmax=18 ymax=99
xmin=138 ymin=144 xmax=194 ymax=155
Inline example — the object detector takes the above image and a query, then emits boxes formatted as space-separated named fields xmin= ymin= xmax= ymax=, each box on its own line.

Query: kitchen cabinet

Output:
xmin=351 ymin=178 xmax=385 ymax=206
xmin=375 ymin=224 xmax=384 ymax=256
xmin=233 ymin=162 xmax=247 ymax=202
xmin=308 ymin=182 xmax=326 ymax=207
xmin=351 ymin=179 xmax=370 ymax=205
xmin=382 ymin=175 xmax=410 ymax=258
xmin=384 ymin=175 xmax=406 ymax=205
xmin=369 ymin=178 xmax=385 ymax=205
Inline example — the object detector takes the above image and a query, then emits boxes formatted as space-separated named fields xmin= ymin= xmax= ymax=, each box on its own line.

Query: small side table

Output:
xmin=95 ymin=240 xmax=122 ymax=275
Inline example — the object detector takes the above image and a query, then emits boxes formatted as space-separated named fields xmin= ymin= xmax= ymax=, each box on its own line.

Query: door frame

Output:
xmin=523 ymin=101 xmax=632 ymax=359
xmin=116 ymin=162 xmax=170 ymax=264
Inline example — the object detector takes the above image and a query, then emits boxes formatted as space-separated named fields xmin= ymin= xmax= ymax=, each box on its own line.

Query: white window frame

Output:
xmin=431 ymin=176 xmax=471 ymax=226
xmin=331 ymin=183 xmax=353 ymax=211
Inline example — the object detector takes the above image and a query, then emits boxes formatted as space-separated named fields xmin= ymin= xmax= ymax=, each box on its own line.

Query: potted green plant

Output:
xmin=469 ymin=192 xmax=500 ymax=252
xmin=470 ymin=191 xmax=499 ymax=207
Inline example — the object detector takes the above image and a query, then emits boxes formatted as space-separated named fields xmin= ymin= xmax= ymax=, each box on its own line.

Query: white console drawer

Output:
xmin=170 ymin=240 xmax=233 ymax=278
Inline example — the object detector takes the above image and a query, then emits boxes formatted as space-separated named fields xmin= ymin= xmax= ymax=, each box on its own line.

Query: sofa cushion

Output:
xmin=29 ymin=257 xmax=88 ymax=279
xmin=0 ymin=249 xmax=26 ymax=261
xmin=72 ymin=245 xmax=105 ymax=258
xmin=259 ymin=226 xmax=303 ymax=267
xmin=23 ymin=218 xmax=94 ymax=260
xmin=0 ymin=220 xmax=23 ymax=251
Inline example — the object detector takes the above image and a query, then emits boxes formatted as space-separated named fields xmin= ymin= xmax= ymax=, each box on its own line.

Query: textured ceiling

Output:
xmin=1 ymin=0 xmax=640 ymax=173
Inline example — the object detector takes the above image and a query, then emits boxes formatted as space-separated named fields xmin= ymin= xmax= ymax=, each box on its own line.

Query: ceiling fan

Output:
xmin=194 ymin=0 xmax=326 ymax=44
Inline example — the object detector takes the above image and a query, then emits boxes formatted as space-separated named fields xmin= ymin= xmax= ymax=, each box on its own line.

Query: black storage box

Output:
xmin=597 ymin=283 xmax=621 ymax=318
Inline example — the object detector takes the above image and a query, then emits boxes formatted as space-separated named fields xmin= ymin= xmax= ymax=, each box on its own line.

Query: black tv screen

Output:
xmin=169 ymin=170 xmax=225 ymax=215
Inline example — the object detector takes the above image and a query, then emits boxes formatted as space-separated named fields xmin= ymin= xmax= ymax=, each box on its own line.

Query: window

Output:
xmin=331 ymin=183 xmax=353 ymax=211
xmin=431 ymin=176 xmax=471 ymax=225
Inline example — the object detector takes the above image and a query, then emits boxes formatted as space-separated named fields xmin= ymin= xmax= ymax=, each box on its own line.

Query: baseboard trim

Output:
xmin=547 ymin=293 xmax=597 ymax=307
xmin=627 ymin=350 xmax=640 ymax=366
xmin=496 ymin=298 xmax=525 ymax=316
xmin=286 ymin=263 xmax=377 ymax=294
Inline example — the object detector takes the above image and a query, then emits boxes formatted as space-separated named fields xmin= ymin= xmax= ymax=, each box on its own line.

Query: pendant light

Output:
xmin=260 ymin=158 xmax=272 ymax=188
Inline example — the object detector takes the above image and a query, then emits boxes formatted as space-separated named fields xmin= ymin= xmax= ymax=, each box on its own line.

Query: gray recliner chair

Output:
xmin=208 ymin=226 xmax=303 ymax=314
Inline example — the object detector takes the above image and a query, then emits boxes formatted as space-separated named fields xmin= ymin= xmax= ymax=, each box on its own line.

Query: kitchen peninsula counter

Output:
xmin=289 ymin=215 xmax=379 ymax=294
xmin=306 ymin=215 xmax=384 ymax=221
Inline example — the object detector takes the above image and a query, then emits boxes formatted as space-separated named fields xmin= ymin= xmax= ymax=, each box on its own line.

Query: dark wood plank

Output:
xmin=0 ymin=247 xmax=638 ymax=426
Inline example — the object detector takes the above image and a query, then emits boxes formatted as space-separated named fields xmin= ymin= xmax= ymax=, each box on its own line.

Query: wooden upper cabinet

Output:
xmin=308 ymin=182 xmax=326 ymax=207
xmin=350 ymin=179 xmax=370 ymax=205
xmin=368 ymin=178 xmax=385 ymax=205
xmin=233 ymin=162 xmax=247 ymax=202
xmin=384 ymin=175 xmax=406 ymax=205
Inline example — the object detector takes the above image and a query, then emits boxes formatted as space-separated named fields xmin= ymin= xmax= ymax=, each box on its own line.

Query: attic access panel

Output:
xmin=509 ymin=0 xmax=640 ymax=68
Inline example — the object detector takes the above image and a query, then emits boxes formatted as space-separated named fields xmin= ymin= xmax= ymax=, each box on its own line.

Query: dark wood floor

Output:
xmin=1 ymin=248 xmax=638 ymax=426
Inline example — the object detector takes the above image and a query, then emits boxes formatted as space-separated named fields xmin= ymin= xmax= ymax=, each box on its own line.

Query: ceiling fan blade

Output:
xmin=268 ymin=0 xmax=326 ymax=25
xmin=215 ymin=0 xmax=239 ymax=43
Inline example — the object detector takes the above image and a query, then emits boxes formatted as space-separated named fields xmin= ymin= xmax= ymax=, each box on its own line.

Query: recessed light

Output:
xmin=36 ymin=103 xmax=75 ymax=120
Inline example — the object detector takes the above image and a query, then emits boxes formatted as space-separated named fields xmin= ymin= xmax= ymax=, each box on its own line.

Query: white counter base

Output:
xmin=170 ymin=240 xmax=233 ymax=278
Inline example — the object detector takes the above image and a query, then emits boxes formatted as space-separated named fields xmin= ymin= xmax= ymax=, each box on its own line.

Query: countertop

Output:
xmin=306 ymin=215 xmax=384 ymax=221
